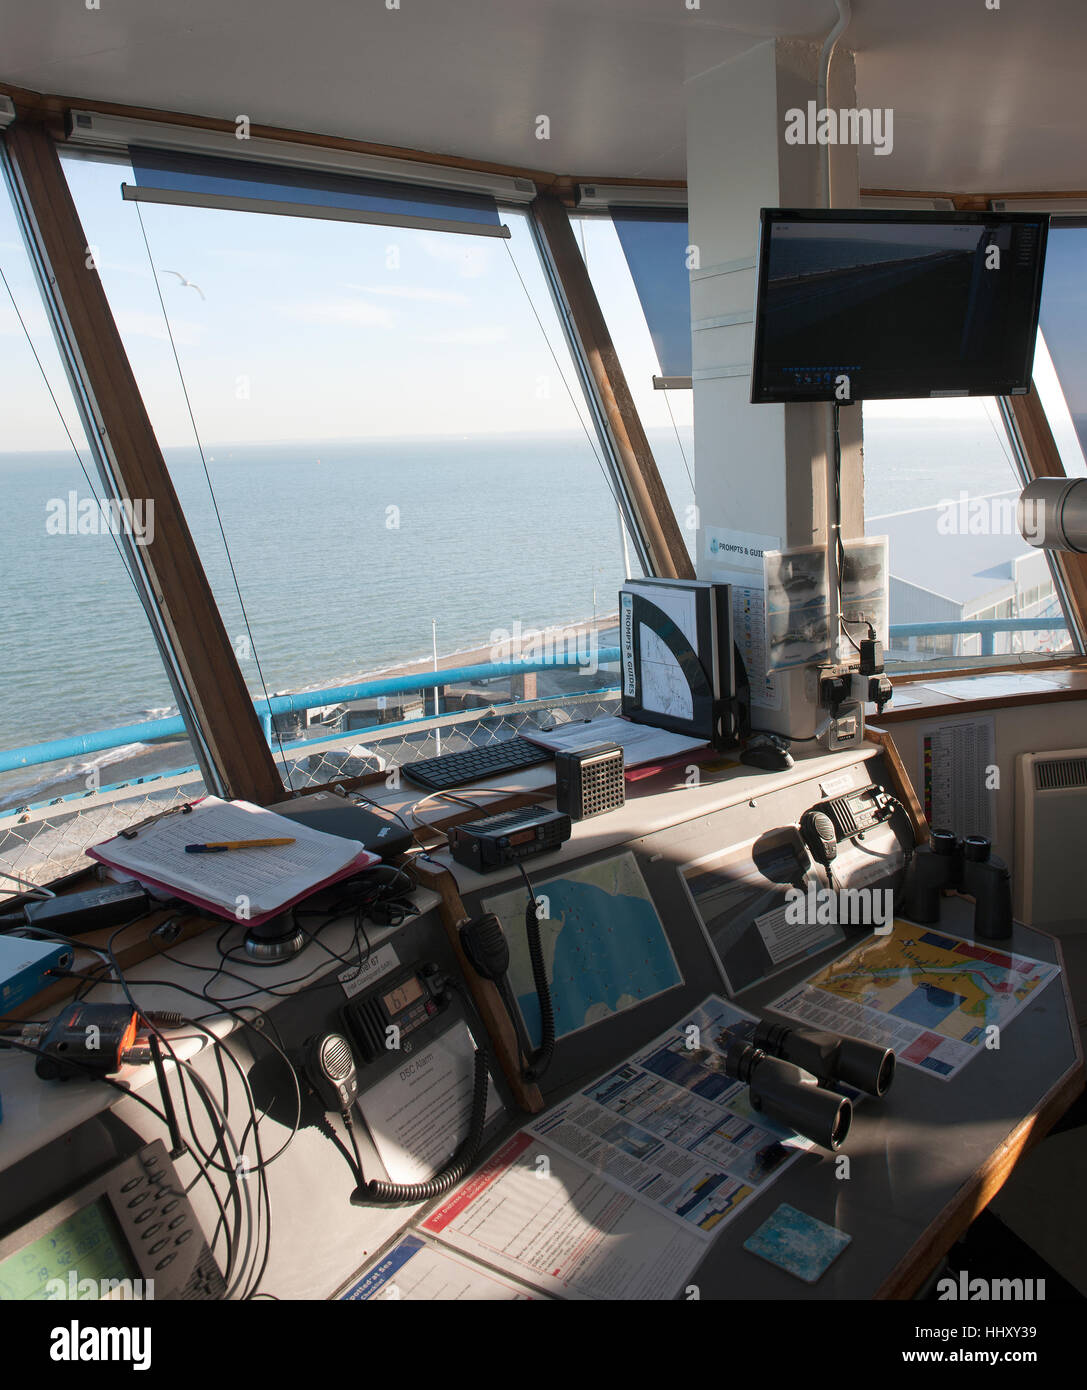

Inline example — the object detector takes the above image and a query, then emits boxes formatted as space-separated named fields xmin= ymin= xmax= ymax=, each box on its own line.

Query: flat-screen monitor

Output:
xmin=750 ymin=209 xmax=1049 ymax=403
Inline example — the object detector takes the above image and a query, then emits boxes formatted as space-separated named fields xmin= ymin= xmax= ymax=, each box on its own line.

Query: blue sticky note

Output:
xmin=743 ymin=1203 xmax=851 ymax=1283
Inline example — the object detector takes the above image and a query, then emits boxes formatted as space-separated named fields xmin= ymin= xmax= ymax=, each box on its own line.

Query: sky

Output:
xmin=1 ymin=156 xmax=1082 ymax=472
xmin=0 ymin=153 xmax=687 ymax=455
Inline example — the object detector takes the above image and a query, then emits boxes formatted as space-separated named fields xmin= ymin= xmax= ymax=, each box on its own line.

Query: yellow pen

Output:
xmin=185 ymin=837 xmax=295 ymax=854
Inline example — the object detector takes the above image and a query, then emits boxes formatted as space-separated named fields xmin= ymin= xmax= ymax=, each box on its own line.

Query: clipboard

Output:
xmin=88 ymin=797 xmax=380 ymax=926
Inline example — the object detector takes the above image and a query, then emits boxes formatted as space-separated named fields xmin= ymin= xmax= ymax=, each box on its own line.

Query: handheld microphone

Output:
xmin=304 ymin=1032 xmax=359 ymax=1114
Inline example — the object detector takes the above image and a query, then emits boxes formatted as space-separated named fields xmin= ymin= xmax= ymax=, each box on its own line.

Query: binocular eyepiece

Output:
xmin=753 ymin=1019 xmax=896 ymax=1098
xmin=724 ymin=1039 xmax=852 ymax=1151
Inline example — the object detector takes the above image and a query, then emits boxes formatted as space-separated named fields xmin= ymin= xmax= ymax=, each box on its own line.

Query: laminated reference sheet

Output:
xmin=767 ymin=920 xmax=1059 ymax=1081
xmin=395 ymin=996 xmax=814 ymax=1300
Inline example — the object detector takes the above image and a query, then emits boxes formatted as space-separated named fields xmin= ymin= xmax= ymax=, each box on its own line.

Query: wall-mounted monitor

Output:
xmin=750 ymin=209 xmax=1049 ymax=403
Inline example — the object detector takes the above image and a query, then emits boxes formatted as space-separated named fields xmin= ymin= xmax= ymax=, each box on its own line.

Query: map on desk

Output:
xmin=482 ymin=850 xmax=683 ymax=1042
xmin=768 ymin=921 xmax=1060 ymax=1080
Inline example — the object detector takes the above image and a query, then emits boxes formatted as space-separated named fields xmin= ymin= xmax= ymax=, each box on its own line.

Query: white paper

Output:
xmin=922 ymin=673 xmax=1062 ymax=701
xmin=764 ymin=543 xmax=833 ymax=671
xmin=916 ymin=716 xmax=997 ymax=840
xmin=91 ymin=797 xmax=370 ymax=918
xmin=361 ymin=1024 xmax=501 ymax=1185
xmin=421 ymin=1133 xmax=705 ymax=1300
xmin=525 ymin=714 xmax=707 ymax=766
xmin=341 ymin=1234 xmax=541 ymax=1301
xmin=841 ymin=535 xmax=889 ymax=652
xmin=755 ymin=903 xmax=834 ymax=966
xmin=621 ymin=581 xmax=699 ymax=721
xmin=528 ymin=997 xmax=809 ymax=1239
xmin=768 ymin=923 xmax=1059 ymax=1082
xmin=339 ymin=942 xmax=400 ymax=1000
xmin=707 ymin=524 xmax=782 ymax=712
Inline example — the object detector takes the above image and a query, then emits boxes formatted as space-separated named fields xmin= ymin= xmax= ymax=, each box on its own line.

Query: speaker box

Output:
xmin=554 ymin=742 xmax=625 ymax=821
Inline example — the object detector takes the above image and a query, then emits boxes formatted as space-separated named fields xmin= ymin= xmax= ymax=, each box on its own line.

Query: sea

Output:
xmin=0 ymin=416 xmax=1068 ymax=806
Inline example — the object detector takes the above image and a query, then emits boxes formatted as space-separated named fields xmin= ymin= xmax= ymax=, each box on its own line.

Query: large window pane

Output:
xmin=1035 ymin=223 xmax=1087 ymax=477
xmin=0 ymin=174 xmax=205 ymax=897
xmin=572 ymin=211 xmax=695 ymax=562
xmin=863 ymin=397 xmax=1071 ymax=670
xmin=63 ymin=154 xmax=636 ymax=771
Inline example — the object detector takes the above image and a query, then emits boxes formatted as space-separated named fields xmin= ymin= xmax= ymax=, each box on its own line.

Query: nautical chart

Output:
xmin=768 ymin=921 xmax=1059 ymax=1080
xmin=483 ymin=851 xmax=683 ymax=1042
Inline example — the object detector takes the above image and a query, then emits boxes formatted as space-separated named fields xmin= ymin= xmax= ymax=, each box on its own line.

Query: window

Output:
xmin=61 ymin=152 xmax=638 ymax=778
xmin=0 ymin=169 xmax=204 ymax=897
xmin=862 ymin=396 xmax=1071 ymax=671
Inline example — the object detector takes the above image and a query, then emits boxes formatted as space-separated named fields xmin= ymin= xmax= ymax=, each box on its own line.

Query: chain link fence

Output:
xmin=0 ymin=690 xmax=621 ymax=903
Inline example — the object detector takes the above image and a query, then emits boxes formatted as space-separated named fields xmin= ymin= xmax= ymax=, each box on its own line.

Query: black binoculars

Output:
xmin=903 ymin=829 xmax=1012 ymax=939
xmin=753 ymin=1019 xmax=895 ymax=1098
xmin=724 ymin=1039 xmax=852 ymax=1151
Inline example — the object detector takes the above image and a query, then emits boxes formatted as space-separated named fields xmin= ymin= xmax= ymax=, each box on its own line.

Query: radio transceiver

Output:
xmin=448 ymin=805 xmax=571 ymax=873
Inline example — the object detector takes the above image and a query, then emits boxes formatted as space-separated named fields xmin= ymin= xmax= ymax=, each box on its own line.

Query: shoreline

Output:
xmin=0 ymin=612 xmax=620 ymax=815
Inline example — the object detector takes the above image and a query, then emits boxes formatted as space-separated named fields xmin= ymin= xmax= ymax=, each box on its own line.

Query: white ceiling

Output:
xmin=2 ymin=0 xmax=1085 ymax=192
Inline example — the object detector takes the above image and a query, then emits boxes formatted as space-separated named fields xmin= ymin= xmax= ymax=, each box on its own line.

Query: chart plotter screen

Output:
xmin=482 ymin=850 xmax=683 ymax=1044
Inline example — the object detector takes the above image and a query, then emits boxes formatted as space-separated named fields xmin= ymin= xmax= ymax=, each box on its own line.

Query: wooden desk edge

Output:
xmin=875 ymin=930 xmax=1086 ymax=1299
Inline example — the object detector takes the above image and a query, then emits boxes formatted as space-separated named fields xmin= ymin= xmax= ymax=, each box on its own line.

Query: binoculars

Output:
xmin=724 ymin=1039 xmax=853 ymax=1151
xmin=903 ymin=829 xmax=1012 ymax=939
xmin=753 ymin=1019 xmax=895 ymax=1098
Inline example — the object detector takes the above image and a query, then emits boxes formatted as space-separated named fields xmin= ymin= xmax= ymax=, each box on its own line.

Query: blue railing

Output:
xmin=0 ymin=615 xmax=1072 ymax=787
xmin=889 ymin=618 xmax=1069 ymax=657
xmin=0 ymin=649 xmax=623 ymax=777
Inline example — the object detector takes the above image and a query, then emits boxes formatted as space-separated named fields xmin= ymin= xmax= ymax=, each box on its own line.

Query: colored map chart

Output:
xmin=769 ymin=921 xmax=1060 ymax=1079
xmin=483 ymin=851 xmax=682 ymax=1041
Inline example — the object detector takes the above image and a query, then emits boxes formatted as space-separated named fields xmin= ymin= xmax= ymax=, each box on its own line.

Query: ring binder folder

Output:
xmin=620 ymin=578 xmax=750 ymax=751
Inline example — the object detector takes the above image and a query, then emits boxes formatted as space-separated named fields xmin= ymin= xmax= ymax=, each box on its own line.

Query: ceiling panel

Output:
xmin=1 ymin=0 xmax=1084 ymax=190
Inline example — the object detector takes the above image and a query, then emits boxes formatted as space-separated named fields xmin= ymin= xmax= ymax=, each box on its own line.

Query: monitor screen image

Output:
xmin=750 ymin=209 xmax=1048 ymax=403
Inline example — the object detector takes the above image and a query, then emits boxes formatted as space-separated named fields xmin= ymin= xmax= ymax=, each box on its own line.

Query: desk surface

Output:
xmin=0 ymin=746 xmax=1082 ymax=1300
xmin=685 ymin=900 xmax=1082 ymax=1299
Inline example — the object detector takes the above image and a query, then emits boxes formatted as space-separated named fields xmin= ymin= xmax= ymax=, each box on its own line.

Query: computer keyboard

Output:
xmin=402 ymin=736 xmax=554 ymax=791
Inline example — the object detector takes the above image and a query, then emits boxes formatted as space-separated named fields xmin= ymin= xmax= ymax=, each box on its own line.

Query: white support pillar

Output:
xmin=686 ymin=38 xmax=863 ymax=737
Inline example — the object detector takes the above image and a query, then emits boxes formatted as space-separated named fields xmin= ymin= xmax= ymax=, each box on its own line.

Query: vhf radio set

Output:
xmin=799 ymin=782 xmax=901 ymax=892
xmin=448 ymin=804 xmax=571 ymax=874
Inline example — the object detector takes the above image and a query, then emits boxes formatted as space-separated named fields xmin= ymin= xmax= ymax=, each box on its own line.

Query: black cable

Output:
xmin=0 ymin=1034 xmax=237 ymax=1285
xmin=349 ymin=1051 xmax=491 ymax=1205
xmin=518 ymin=863 xmax=555 ymax=1082
xmin=56 ymin=967 xmax=302 ymax=1170
xmin=748 ymin=726 xmax=823 ymax=744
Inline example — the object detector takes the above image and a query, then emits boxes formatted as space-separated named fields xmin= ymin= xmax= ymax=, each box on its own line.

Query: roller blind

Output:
xmin=122 ymin=146 xmax=510 ymax=237
xmin=610 ymin=206 xmax=691 ymax=382
xmin=1038 ymin=221 xmax=1087 ymax=461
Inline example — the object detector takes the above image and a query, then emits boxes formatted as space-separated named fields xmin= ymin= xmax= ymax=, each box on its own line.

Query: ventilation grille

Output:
xmin=1034 ymin=757 xmax=1087 ymax=792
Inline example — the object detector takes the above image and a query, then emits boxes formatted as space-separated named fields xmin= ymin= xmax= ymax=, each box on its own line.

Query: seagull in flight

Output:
xmin=160 ymin=269 xmax=205 ymax=300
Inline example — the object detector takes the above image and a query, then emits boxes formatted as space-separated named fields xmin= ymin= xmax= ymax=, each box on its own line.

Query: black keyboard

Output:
xmin=402 ymin=737 xmax=553 ymax=791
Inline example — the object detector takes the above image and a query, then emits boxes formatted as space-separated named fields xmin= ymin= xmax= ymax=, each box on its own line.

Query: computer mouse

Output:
xmin=740 ymin=736 xmax=794 ymax=771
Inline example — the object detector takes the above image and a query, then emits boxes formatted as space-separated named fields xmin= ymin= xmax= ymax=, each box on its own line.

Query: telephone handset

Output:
xmin=460 ymin=899 xmax=555 ymax=1085
xmin=800 ymin=809 xmax=839 ymax=888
